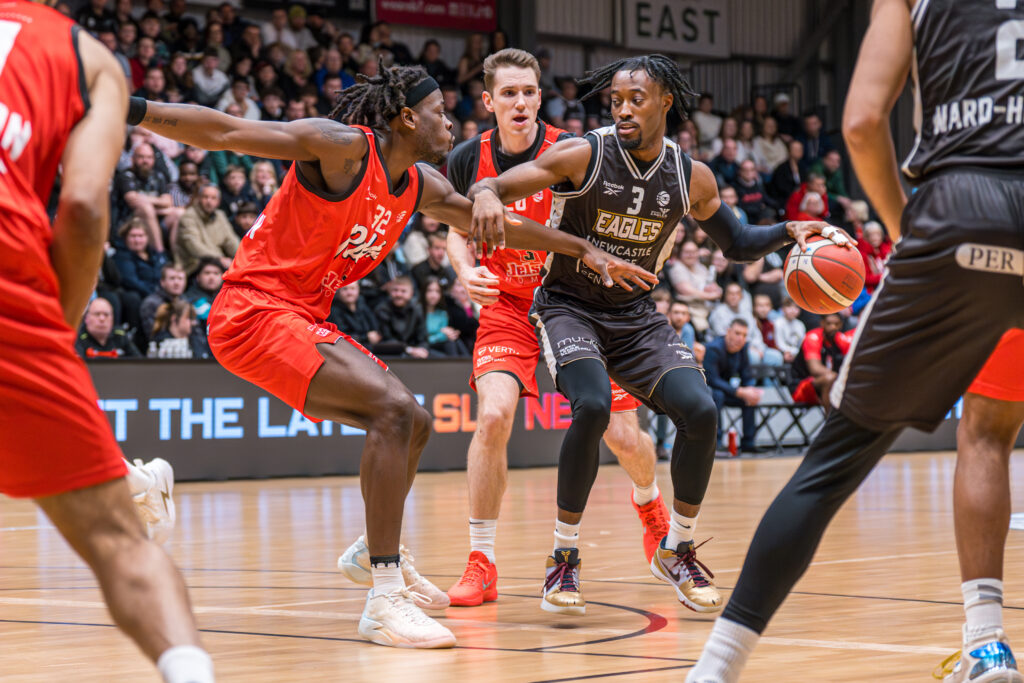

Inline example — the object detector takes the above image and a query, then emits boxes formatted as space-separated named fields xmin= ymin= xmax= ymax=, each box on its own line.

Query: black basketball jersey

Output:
xmin=543 ymin=127 xmax=691 ymax=310
xmin=902 ymin=0 xmax=1024 ymax=179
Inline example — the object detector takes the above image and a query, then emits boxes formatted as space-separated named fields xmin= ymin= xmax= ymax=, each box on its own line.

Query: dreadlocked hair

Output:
xmin=578 ymin=54 xmax=697 ymax=121
xmin=328 ymin=58 xmax=430 ymax=134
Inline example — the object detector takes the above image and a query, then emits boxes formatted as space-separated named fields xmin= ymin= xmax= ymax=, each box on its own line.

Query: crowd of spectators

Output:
xmin=66 ymin=0 xmax=889 ymax=385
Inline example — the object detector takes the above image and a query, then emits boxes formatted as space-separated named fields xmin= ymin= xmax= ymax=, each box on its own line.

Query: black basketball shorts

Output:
xmin=831 ymin=168 xmax=1024 ymax=432
xmin=531 ymin=288 xmax=703 ymax=408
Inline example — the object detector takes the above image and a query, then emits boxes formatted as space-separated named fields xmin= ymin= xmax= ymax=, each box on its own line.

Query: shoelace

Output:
xmin=456 ymin=559 xmax=488 ymax=586
xmin=932 ymin=650 xmax=961 ymax=679
xmin=666 ymin=538 xmax=715 ymax=587
xmin=543 ymin=561 xmax=579 ymax=594
xmin=399 ymin=546 xmax=423 ymax=580
xmin=640 ymin=505 xmax=670 ymax=539
xmin=382 ymin=588 xmax=433 ymax=625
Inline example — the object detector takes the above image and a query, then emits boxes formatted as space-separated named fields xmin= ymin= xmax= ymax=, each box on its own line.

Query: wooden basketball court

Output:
xmin=1 ymin=450 xmax=1021 ymax=681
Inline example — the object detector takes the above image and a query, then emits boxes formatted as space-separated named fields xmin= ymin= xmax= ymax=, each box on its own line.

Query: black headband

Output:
xmin=405 ymin=76 xmax=440 ymax=108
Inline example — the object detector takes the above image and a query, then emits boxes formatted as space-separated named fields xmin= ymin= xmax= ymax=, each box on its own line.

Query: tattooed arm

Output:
xmin=135 ymin=102 xmax=368 ymax=186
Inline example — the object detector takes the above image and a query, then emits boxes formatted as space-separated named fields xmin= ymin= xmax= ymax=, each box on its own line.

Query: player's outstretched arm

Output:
xmin=843 ymin=0 xmax=912 ymax=242
xmin=419 ymin=166 xmax=657 ymax=291
xmin=688 ymin=161 xmax=855 ymax=261
xmin=50 ymin=31 xmax=128 ymax=328
xmin=129 ymin=98 xmax=367 ymax=169
xmin=466 ymin=136 xmax=592 ymax=253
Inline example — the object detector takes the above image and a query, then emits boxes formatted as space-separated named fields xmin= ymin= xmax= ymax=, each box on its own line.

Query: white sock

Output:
xmin=469 ymin=518 xmax=497 ymax=563
xmin=156 ymin=645 xmax=215 ymax=683
xmin=633 ymin=480 xmax=659 ymax=506
xmin=963 ymin=578 xmax=1004 ymax=642
xmin=554 ymin=519 xmax=580 ymax=550
xmin=665 ymin=510 xmax=697 ymax=549
xmin=370 ymin=560 xmax=404 ymax=596
xmin=688 ymin=618 xmax=760 ymax=683
xmin=124 ymin=458 xmax=152 ymax=496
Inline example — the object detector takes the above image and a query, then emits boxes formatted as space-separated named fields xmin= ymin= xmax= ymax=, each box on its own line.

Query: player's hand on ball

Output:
xmin=470 ymin=188 xmax=516 ymax=257
xmin=786 ymin=222 xmax=857 ymax=252
xmin=582 ymin=247 xmax=659 ymax=291
xmin=459 ymin=265 xmax=501 ymax=306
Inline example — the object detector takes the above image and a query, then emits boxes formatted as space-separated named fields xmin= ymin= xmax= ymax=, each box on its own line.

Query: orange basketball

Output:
xmin=783 ymin=235 xmax=866 ymax=314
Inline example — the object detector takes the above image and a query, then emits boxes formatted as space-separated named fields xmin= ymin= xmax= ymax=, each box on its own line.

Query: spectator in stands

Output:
xmin=752 ymin=94 xmax=769 ymax=129
xmin=185 ymin=257 xmax=224 ymax=324
xmin=172 ymin=17 xmax=204 ymax=63
xmin=790 ymin=312 xmax=851 ymax=408
xmin=693 ymin=93 xmax=722 ymax=157
xmin=546 ymin=77 xmax=585 ymax=130
xmin=422 ymin=277 xmax=465 ymax=357
xmin=457 ymin=33 xmax=486 ymax=91
xmin=710 ymin=279 xmax=757 ymax=333
xmin=315 ymin=48 xmax=355 ymax=92
xmin=203 ymin=21 xmax=230 ymax=72
xmin=460 ymin=119 xmax=479 ymax=143
xmin=260 ymin=87 xmax=286 ymax=122
xmin=457 ymin=78 xmax=485 ymax=119
xmin=329 ymin=282 xmax=382 ymax=349
xmin=709 ymin=116 xmax=740 ymax=159
xmin=372 ymin=21 xmax=412 ymax=65
xmin=667 ymin=239 xmax=720 ymax=333
xmin=336 ymin=32 xmax=359 ymax=74
xmin=710 ymin=138 xmax=741 ymax=186
xmin=76 ymin=297 xmax=141 ymax=359
xmin=77 ymin=0 xmax=115 ymax=35
xmin=704 ymin=319 xmax=761 ymax=453
xmin=279 ymin=4 xmax=316 ymax=52
xmin=441 ymin=83 xmax=463 ymax=141
xmin=140 ymin=263 xmax=187 ymax=341
xmin=859 ymin=221 xmax=891 ymax=294
xmin=375 ymin=275 xmax=429 ymax=359
xmin=114 ymin=217 xmax=168 ymax=302
xmin=165 ymin=52 xmax=194 ymax=101
xmin=719 ymin=185 xmax=748 ymax=224
xmin=769 ymin=139 xmax=806 ymax=204
xmin=129 ymin=37 xmax=156 ymax=90
xmin=114 ymin=0 xmax=135 ymax=28
xmin=232 ymin=201 xmax=260 ymax=238
xmin=774 ymin=297 xmax=806 ymax=364
xmin=798 ymin=111 xmax=833 ymax=163
xmin=772 ymin=93 xmax=801 ymax=140
xmin=217 ymin=2 xmax=242 ymax=46
xmin=785 ymin=172 xmax=830 ymax=221
xmin=134 ymin=64 xmax=168 ymax=102
xmin=219 ymin=164 xmax=257 ymax=222
xmin=795 ymin=191 xmax=826 ymax=222
xmin=216 ymin=77 xmax=260 ymax=120
xmin=248 ymin=161 xmax=278 ymax=211
xmin=810 ymin=148 xmax=853 ymax=219
xmin=403 ymin=213 xmax=444 ymax=267
xmin=280 ymin=48 xmax=313 ymax=101
xmin=139 ymin=12 xmax=170 ymax=62
xmin=175 ymin=184 xmax=238 ymax=275
xmin=411 ymin=233 xmax=457 ymax=294
xmin=114 ymin=142 xmax=171 ymax=253
xmin=751 ymin=293 xmax=784 ymax=365
xmin=417 ymin=39 xmax=451 ymax=85
xmin=284 ymin=97 xmax=306 ymax=122
xmin=737 ymin=119 xmax=757 ymax=162
xmin=675 ymin=128 xmax=696 ymax=157
xmin=668 ymin=299 xmax=705 ymax=363
xmin=231 ymin=23 xmax=262 ymax=65
xmin=732 ymin=159 xmax=773 ymax=222
xmin=255 ymin=60 xmax=281 ymax=98
xmin=148 ymin=300 xmax=210 ymax=359
xmin=752 ymin=116 xmax=787 ymax=177
xmin=192 ymin=47 xmax=230 ymax=106
xmin=96 ymin=26 xmax=132 ymax=83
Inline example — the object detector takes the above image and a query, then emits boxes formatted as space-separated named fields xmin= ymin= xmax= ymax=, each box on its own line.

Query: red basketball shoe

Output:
xmin=632 ymin=492 xmax=671 ymax=562
xmin=448 ymin=551 xmax=498 ymax=606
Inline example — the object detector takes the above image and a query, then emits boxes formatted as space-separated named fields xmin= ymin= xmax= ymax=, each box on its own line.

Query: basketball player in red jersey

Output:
xmin=130 ymin=62 xmax=655 ymax=649
xmin=0 ymin=3 xmax=211 ymax=681
xmin=441 ymin=49 xmax=669 ymax=607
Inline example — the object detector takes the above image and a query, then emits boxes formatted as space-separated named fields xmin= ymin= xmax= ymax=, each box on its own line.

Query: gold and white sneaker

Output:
xmin=934 ymin=626 xmax=1024 ymax=682
xmin=357 ymin=587 xmax=456 ymax=649
xmin=651 ymin=538 xmax=722 ymax=613
xmin=338 ymin=536 xmax=450 ymax=609
xmin=129 ymin=458 xmax=176 ymax=545
xmin=541 ymin=547 xmax=585 ymax=616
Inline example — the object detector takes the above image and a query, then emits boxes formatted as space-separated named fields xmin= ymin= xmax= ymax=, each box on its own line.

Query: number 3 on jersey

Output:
xmin=996 ymin=0 xmax=1024 ymax=79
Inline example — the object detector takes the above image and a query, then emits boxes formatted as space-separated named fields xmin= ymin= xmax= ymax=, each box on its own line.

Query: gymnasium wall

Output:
xmin=86 ymin=360 xmax=1020 ymax=482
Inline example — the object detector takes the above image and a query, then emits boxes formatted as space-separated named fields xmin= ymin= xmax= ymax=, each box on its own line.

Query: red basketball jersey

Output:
xmin=0 ymin=1 xmax=87 ymax=304
xmin=475 ymin=124 xmax=565 ymax=300
xmin=226 ymin=125 xmax=423 ymax=321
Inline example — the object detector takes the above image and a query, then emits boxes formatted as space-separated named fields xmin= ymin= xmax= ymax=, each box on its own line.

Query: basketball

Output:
xmin=783 ymin=235 xmax=866 ymax=314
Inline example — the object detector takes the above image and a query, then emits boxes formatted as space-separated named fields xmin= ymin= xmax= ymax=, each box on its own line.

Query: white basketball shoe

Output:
xmin=358 ymin=587 xmax=456 ymax=648
xmin=338 ymin=536 xmax=450 ymax=609
xmin=129 ymin=458 xmax=176 ymax=545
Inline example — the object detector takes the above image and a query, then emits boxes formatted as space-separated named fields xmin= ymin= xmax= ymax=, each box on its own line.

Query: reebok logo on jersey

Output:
xmin=592 ymin=210 xmax=664 ymax=243
xmin=602 ymin=180 xmax=623 ymax=196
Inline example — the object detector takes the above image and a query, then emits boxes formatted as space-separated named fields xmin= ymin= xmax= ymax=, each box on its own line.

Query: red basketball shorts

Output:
xmin=792 ymin=376 xmax=821 ymax=405
xmin=209 ymin=285 xmax=386 ymax=420
xmin=968 ymin=329 xmax=1024 ymax=402
xmin=0 ymin=280 xmax=126 ymax=497
xmin=471 ymin=292 xmax=641 ymax=411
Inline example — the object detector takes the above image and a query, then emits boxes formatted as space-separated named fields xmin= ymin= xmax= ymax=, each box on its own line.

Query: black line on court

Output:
xmin=531 ymin=664 xmax=693 ymax=682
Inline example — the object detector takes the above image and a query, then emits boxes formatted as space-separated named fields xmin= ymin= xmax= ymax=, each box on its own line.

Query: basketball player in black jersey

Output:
xmin=688 ymin=2 xmax=1024 ymax=681
xmin=467 ymin=54 xmax=850 ymax=616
